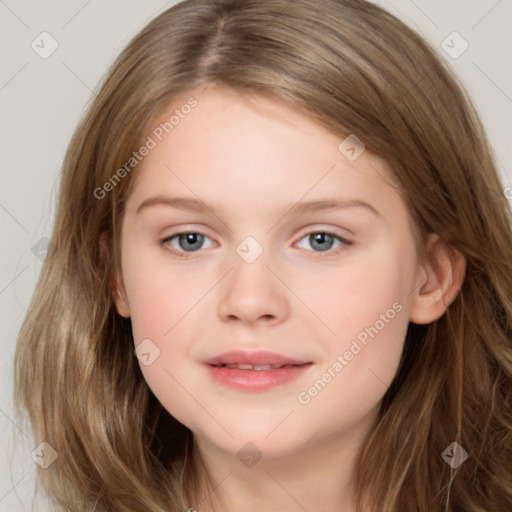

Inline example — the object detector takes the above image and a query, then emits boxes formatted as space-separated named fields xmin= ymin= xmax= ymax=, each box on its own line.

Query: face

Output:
xmin=114 ymin=86 xmax=424 ymax=459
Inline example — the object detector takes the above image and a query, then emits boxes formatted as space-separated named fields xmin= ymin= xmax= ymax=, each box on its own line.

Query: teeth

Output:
xmin=220 ymin=363 xmax=288 ymax=370
xmin=238 ymin=364 xmax=256 ymax=370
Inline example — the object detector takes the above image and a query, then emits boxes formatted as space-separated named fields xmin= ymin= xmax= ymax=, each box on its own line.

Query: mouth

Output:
xmin=209 ymin=362 xmax=306 ymax=370
xmin=202 ymin=350 xmax=313 ymax=391
xmin=203 ymin=349 xmax=311 ymax=367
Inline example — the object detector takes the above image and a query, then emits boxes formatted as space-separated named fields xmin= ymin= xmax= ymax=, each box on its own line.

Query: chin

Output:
xmin=198 ymin=423 xmax=308 ymax=460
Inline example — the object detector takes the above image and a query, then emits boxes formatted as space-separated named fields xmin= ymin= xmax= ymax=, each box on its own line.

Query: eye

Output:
xmin=159 ymin=230 xmax=351 ymax=257
xmin=160 ymin=232 xmax=215 ymax=255
xmin=296 ymin=231 xmax=352 ymax=254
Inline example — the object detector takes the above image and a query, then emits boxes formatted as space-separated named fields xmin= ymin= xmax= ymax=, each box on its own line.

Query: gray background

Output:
xmin=1 ymin=0 xmax=511 ymax=510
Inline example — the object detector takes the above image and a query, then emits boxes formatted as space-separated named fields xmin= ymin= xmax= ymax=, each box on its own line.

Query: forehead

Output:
xmin=125 ymin=87 xmax=404 ymax=223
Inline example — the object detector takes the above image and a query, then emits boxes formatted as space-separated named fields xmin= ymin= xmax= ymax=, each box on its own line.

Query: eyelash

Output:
xmin=158 ymin=230 xmax=353 ymax=258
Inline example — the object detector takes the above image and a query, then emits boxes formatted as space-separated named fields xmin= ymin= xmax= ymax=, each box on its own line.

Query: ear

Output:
xmin=409 ymin=233 xmax=466 ymax=325
xmin=100 ymin=231 xmax=131 ymax=318
xmin=110 ymin=270 xmax=131 ymax=318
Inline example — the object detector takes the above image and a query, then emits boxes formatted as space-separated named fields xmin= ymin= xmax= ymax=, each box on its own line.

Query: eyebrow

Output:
xmin=136 ymin=195 xmax=380 ymax=217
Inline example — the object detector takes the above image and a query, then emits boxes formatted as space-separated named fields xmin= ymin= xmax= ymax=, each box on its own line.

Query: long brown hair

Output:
xmin=14 ymin=0 xmax=512 ymax=510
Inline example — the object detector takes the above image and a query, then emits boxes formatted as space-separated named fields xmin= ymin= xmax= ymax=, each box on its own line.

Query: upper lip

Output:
xmin=203 ymin=350 xmax=311 ymax=367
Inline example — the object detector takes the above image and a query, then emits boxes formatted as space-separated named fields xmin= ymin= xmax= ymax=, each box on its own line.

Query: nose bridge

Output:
xmin=217 ymin=237 xmax=289 ymax=324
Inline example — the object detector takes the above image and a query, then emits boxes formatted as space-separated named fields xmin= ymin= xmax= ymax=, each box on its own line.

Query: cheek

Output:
xmin=121 ymin=241 xmax=210 ymax=342
xmin=302 ymin=244 xmax=414 ymax=396
xmin=121 ymin=248 xmax=213 ymax=416
xmin=124 ymin=270 xmax=205 ymax=430
xmin=293 ymin=244 xmax=412 ymax=343
xmin=291 ymin=271 xmax=409 ymax=442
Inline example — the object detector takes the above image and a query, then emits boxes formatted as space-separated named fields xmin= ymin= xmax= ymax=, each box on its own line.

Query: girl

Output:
xmin=14 ymin=0 xmax=512 ymax=511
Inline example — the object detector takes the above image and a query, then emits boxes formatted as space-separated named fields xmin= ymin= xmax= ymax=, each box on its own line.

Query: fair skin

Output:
xmin=112 ymin=86 xmax=465 ymax=512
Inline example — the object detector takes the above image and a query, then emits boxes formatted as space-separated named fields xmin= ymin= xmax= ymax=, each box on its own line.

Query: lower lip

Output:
xmin=204 ymin=363 xmax=313 ymax=391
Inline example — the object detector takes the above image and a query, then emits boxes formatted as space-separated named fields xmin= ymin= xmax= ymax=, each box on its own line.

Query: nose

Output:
xmin=217 ymin=255 xmax=290 ymax=326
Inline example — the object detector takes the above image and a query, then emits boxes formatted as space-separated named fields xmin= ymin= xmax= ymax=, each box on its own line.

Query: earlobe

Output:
xmin=409 ymin=233 xmax=466 ymax=325
xmin=100 ymin=231 xmax=131 ymax=318
xmin=110 ymin=271 xmax=131 ymax=318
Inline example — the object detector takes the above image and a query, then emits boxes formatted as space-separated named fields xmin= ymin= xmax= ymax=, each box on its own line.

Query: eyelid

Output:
xmin=158 ymin=225 xmax=218 ymax=244
xmin=294 ymin=224 xmax=353 ymax=241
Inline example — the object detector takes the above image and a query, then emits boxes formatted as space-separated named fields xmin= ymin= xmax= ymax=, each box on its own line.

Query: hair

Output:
xmin=13 ymin=0 xmax=512 ymax=510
